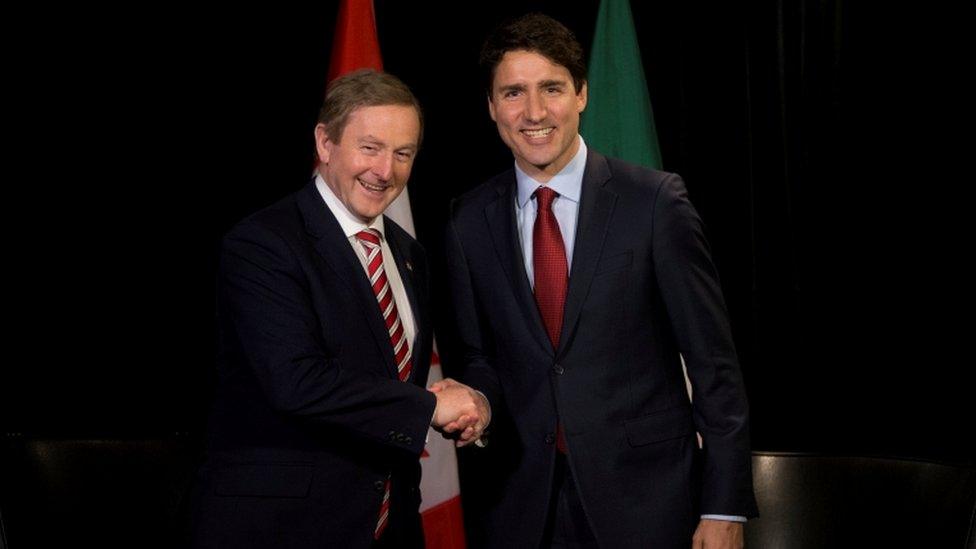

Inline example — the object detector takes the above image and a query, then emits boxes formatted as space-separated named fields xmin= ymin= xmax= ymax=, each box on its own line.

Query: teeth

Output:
xmin=523 ymin=128 xmax=554 ymax=138
xmin=359 ymin=179 xmax=387 ymax=192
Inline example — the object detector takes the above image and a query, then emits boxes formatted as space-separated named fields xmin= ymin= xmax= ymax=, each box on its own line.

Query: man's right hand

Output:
xmin=429 ymin=378 xmax=490 ymax=446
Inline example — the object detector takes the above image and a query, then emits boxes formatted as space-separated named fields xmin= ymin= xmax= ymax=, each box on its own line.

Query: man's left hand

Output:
xmin=692 ymin=519 xmax=744 ymax=549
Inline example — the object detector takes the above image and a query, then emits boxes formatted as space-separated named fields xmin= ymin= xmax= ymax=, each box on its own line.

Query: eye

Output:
xmin=503 ymin=89 xmax=522 ymax=99
xmin=395 ymin=151 xmax=414 ymax=162
xmin=361 ymin=144 xmax=379 ymax=154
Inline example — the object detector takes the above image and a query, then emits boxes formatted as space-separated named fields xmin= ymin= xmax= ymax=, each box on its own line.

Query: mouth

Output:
xmin=358 ymin=178 xmax=390 ymax=194
xmin=521 ymin=127 xmax=555 ymax=139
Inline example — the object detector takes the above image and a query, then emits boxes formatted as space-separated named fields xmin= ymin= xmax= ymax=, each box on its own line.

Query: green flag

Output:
xmin=580 ymin=0 xmax=662 ymax=169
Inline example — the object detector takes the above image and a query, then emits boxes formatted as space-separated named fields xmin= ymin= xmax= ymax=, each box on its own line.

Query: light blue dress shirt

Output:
xmin=515 ymin=138 xmax=587 ymax=285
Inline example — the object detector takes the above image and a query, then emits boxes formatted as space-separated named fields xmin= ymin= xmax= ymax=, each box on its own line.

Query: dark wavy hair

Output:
xmin=479 ymin=13 xmax=587 ymax=98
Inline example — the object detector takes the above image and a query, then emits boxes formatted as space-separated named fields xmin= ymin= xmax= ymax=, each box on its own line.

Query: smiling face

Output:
xmin=315 ymin=104 xmax=420 ymax=223
xmin=488 ymin=50 xmax=587 ymax=183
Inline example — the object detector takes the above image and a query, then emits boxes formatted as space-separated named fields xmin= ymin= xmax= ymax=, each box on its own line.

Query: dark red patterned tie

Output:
xmin=532 ymin=187 xmax=570 ymax=453
xmin=355 ymin=228 xmax=411 ymax=539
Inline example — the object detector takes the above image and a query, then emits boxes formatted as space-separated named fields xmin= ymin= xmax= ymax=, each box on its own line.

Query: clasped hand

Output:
xmin=428 ymin=378 xmax=490 ymax=447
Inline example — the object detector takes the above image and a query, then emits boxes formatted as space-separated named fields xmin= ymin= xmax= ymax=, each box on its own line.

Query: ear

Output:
xmin=487 ymin=93 xmax=498 ymax=122
xmin=314 ymin=123 xmax=333 ymax=164
xmin=576 ymin=81 xmax=588 ymax=113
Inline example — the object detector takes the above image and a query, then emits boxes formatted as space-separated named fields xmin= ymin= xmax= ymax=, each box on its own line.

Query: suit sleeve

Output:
xmin=651 ymin=174 xmax=759 ymax=518
xmin=219 ymin=221 xmax=436 ymax=455
xmin=445 ymin=201 xmax=502 ymax=415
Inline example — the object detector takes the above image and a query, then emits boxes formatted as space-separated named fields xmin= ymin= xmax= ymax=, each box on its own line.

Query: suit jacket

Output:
xmin=446 ymin=151 xmax=758 ymax=548
xmin=189 ymin=180 xmax=436 ymax=549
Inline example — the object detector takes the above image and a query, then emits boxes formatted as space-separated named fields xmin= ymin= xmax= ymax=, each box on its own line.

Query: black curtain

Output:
xmin=5 ymin=1 xmax=971 ymax=465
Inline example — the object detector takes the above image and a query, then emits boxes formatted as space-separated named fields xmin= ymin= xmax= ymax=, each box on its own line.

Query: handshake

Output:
xmin=428 ymin=378 xmax=491 ymax=447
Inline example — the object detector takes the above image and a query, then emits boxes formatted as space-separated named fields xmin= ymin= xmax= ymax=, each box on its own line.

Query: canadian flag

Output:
xmin=324 ymin=1 xmax=466 ymax=547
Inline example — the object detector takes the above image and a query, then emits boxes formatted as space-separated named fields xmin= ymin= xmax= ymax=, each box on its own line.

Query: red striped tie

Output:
xmin=355 ymin=228 xmax=412 ymax=539
xmin=532 ymin=187 xmax=570 ymax=454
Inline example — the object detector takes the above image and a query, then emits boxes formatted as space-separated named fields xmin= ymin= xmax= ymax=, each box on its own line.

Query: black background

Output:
xmin=5 ymin=1 xmax=972 ymax=467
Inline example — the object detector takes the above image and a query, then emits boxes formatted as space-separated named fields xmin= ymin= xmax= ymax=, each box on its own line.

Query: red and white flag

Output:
xmin=325 ymin=2 xmax=466 ymax=547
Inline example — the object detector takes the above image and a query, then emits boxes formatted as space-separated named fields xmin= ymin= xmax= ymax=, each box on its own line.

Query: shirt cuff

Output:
xmin=473 ymin=390 xmax=491 ymax=447
xmin=700 ymin=515 xmax=747 ymax=523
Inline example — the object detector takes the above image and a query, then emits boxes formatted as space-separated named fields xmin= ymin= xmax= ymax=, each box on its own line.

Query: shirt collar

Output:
xmin=315 ymin=173 xmax=386 ymax=240
xmin=515 ymin=136 xmax=587 ymax=209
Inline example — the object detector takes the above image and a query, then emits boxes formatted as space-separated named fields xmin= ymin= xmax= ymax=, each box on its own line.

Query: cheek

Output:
xmin=498 ymin=117 xmax=520 ymax=138
xmin=394 ymin=163 xmax=413 ymax=182
xmin=344 ymin=156 xmax=370 ymax=176
xmin=494 ymin=108 xmax=517 ymax=128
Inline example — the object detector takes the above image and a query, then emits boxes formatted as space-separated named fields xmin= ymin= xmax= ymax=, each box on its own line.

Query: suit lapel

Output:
xmin=484 ymin=174 xmax=553 ymax=355
xmin=297 ymin=181 xmax=399 ymax=378
xmin=557 ymin=152 xmax=616 ymax=357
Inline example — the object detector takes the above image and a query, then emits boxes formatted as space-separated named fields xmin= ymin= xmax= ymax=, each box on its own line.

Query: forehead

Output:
xmin=342 ymin=104 xmax=420 ymax=143
xmin=492 ymin=50 xmax=573 ymax=89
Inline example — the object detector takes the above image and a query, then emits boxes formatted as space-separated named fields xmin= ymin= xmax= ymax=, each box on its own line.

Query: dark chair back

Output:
xmin=0 ymin=435 xmax=198 ymax=549
xmin=746 ymin=452 xmax=976 ymax=548
xmin=1 ymin=499 xmax=8 ymax=549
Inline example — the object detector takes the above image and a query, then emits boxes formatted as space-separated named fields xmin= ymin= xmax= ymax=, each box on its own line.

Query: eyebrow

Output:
xmin=497 ymin=83 xmax=527 ymax=94
xmin=496 ymin=79 xmax=568 ymax=95
xmin=538 ymin=79 xmax=567 ymax=88
xmin=359 ymin=135 xmax=417 ymax=151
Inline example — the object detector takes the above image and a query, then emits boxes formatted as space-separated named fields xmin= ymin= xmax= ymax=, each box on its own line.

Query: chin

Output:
xmin=522 ymin=147 xmax=557 ymax=163
xmin=527 ymin=156 xmax=558 ymax=169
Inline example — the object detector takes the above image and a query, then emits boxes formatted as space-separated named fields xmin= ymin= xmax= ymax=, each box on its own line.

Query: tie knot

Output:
xmin=534 ymin=186 xmax=558 ymax=210
xmin=355 ymin=229 xmax=382 ymax=247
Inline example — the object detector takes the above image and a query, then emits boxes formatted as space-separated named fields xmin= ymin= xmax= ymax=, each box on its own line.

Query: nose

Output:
xmin=525 ymin=90 xmax=547 ymax=123
xmin=371 ymin=151 xmax=394 ymax=182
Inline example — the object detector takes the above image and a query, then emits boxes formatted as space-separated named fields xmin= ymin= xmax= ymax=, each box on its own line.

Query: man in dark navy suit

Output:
xmin=445 ymin=14 xmax=758 ymax=549
xmin=189 ymin=69 xmax=488 ymax=549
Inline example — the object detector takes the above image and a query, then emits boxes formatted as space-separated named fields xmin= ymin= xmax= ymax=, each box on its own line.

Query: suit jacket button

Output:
xmin=552 ymin=364 xmax=564 ymax=375
xmin=373 ymin=480 xmax=386 ymax=492
xmin=404 ymin=436 xmax=413 ymax=445
xmin=545 ymin=433 xmax=556 ymax=444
